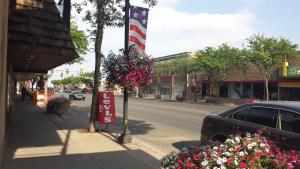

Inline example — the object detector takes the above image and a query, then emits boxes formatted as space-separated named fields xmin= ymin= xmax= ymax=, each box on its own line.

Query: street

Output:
xmin=65 ymin=93 xmax=233 ymax=155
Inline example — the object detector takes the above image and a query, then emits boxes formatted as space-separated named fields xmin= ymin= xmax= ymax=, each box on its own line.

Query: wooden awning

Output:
xmin=8 ymin=0 xmax=78 ymax=77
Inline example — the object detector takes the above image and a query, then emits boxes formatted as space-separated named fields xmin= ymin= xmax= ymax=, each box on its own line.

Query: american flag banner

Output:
xmin=129 ymin=6 xmax=149 ymax=52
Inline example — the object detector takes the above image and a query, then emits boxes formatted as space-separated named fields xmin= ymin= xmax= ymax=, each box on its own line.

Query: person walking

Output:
xmin=21 ymin=86 xmax=27 ymax=101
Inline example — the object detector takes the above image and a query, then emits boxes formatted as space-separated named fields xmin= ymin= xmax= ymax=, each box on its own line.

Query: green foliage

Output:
xmin=73 ymin=0 xmax=158 ymax=36
xmin=194 ymin=44 xmax=247 ymax=81
xmin=193 ymin=44 xmax=247 ymax=96
xmin=167 ymin=55 xmax=194 ymax=74
xmin=247 ymin=34 xmax=298 ymax=78
xmin=51 ymin=74 xmax=94 ymax=87
xmin=153 ymin=62 xmax=165 ymax=79
xmin=69 ymin=21 xmax=89 ymax=64
xmin=247 ymin=34 xmax=298 ymax=100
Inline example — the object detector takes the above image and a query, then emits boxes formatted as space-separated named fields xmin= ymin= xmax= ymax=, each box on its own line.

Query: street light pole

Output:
xmin=118 ymin=0 xmax=132 ymax=143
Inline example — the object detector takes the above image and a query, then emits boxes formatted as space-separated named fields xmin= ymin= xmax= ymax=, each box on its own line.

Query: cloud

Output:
xmin=131 ymin=0 xmax=183 ymax=7
xmin=102 ymin=7 xmax=256 ymax=57
xmin=53 ymin=0 xmax=257 ymax=74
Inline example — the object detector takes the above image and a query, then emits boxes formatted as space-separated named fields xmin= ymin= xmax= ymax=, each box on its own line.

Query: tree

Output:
xmin=193 ymin=44 xmax=247 ymax=97
xmin=74 ymin=0 xmax=158 ymax=132
xmin=68 ymin=21 xmax=89 ymax=64
xmin=153 ymin=62 xmax=164 ymax=95
xmin=247 ymin=34 xmax=298 ymax=101
xmin=167 ymin=55 xmax=193 ymax=98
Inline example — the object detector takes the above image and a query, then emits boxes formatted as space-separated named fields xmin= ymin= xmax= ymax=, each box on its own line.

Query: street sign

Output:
xmin=98 ymin=92 xmax=116 ymax=124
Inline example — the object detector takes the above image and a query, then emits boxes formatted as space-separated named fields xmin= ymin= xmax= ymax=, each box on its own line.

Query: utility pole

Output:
xmin=118 ymin=0 xmax=132 ymax=143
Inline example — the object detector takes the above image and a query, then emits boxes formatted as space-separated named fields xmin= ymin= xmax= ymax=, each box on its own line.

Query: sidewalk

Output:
xmin=2 ymin=98 xmax=160 ymax=169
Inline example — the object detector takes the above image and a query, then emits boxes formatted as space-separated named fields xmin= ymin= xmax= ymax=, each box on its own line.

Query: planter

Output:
xmin=46 ymin=97 xmax=70 ymax=116
xmin=176 ymin=95 xmax=184 ymax=102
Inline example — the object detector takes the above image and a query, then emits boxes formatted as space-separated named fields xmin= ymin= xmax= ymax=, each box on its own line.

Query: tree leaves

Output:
xmin=68 ymin=21 xmax=89 ymax=64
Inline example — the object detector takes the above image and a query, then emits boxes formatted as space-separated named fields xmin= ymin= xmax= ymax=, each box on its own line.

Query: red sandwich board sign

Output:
xmin=98 ymin=92 xmax=116 ymax=124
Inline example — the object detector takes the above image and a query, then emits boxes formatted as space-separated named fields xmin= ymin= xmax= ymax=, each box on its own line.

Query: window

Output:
xmin=247 ymin=107 xmax=278 ymax=128
xmin=279 ymin=110 xmax=300 ymax=134
xmin=231 ymin=108 xmax=248 ymax=121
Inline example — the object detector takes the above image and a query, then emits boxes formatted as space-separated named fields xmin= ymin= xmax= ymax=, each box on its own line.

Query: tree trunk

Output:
xmin=89 ymin=1 xmax=105 ymax=132
xmin=171 ymin=75 xmax=174 ymax=99
xmin=157 ymin=77 xmax=160 ymax=95
xmin=264 ymin=79 xmax=269 ymax=101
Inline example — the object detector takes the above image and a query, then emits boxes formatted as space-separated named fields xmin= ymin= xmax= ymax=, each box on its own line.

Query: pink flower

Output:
xmin=240 ymin=162 xmax=247 ymax=168
xmin=218 ymin=152 xmax=222 ymax=157
xmin=185 ymin=161 xmax=193 ymax=168
xmin=255 ymin=152 xmax=261 ymax=159
xmin=227 ymin=158 xmax=233 ymax=164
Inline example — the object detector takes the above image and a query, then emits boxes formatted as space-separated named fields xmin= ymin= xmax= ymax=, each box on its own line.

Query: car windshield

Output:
xmin=72 ymin=92 xmax=83 ymax=95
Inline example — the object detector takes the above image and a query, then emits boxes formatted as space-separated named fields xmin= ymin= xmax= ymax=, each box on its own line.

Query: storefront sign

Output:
xmin=287 ymin=66 xmax=300 ymax=77
xmin=98 ymin=92 xmax=116 ymax=124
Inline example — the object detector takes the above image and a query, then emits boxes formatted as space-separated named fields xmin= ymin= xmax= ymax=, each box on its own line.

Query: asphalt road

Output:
xmin=64 ymin=93 xmax=233 ymax=155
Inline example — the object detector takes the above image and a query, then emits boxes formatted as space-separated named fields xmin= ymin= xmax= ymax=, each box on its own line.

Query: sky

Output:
xmin=50 ymin=0 xmax=300 ymax=81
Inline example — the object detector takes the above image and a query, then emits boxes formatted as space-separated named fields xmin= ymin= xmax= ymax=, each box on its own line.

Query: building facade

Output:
xmin=148 ymin=52 xmax=300 ymax=101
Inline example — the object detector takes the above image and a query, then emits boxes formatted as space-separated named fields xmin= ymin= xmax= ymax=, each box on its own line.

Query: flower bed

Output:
xmin=46 ymin=96 xmax=70 ymax=116
xmin=161 ymin=132 xmax=300 ymax=169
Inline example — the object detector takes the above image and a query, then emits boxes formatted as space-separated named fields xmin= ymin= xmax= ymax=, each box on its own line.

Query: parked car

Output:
xmin=69 ymin=92 xmax=86 ymax=100
xmin=201 ymin=101 xmax=300 ymax=150
xmin=64 ymin=88 xmax=71 ymax=93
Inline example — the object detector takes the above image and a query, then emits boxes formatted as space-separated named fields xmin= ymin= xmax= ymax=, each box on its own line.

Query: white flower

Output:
xmin=265 ymin=148 xmax=270 ymax=153
xmin=239 ymin=152 xmax=245 ymax=156
xmin=247 ymin=144 xmax=253 ymax=150
xmin=246 ymin=133 xmax=251 ymax=138
xmin=229 ymin=148 xmax=233 ymax=152
xmin=225 ymin=152 xmax=231 ymax=156
xmin=201 ymin=160 xmax=208 ymax=166
xmin=222 ymin=157 xmax=227 ymax=163
xmin=217 ymin=159 xmax=222 ymax=165
xmin=213 ymin=146 xmax=218 ymax=150
xmin=235 ymin=137 xmax=241 ymax=143
xmin=234 ymin=160 xmax=238 ymax=165
xmin=220 ymin=165 xmax=226 ymax=169
xmin=260 ymin=143 xmax=266 ymax=147
xmin=252 ymin=142 xmax=257 ymax=146
xmin=213 ymin=167 xmax=219 ymax=169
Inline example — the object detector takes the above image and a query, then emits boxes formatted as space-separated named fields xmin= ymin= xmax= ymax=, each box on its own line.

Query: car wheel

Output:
xmin=213 ymin=135 xmax=226 ymax=143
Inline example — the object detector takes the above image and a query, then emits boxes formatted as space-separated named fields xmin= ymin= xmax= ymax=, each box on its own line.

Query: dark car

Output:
xmin=69 ymin=92 xmax=86 ymax=100
xmin=201 ymin=101 xmax=300 ymax=150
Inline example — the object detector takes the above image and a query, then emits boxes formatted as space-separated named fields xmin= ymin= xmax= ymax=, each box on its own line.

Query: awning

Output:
xmin=8 ymin=0 xmax=78 ymax=76
xmin=279 ymin=82 xmax=300 ymax=88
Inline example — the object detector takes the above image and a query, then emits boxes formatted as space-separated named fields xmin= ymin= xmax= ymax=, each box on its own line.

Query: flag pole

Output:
xmin=118 ymin=0 xmax=132 ymax=144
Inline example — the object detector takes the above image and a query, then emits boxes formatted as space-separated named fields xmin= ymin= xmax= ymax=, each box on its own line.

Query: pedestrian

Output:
xmin=21 ymin=86 xmax=27 ymax=101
